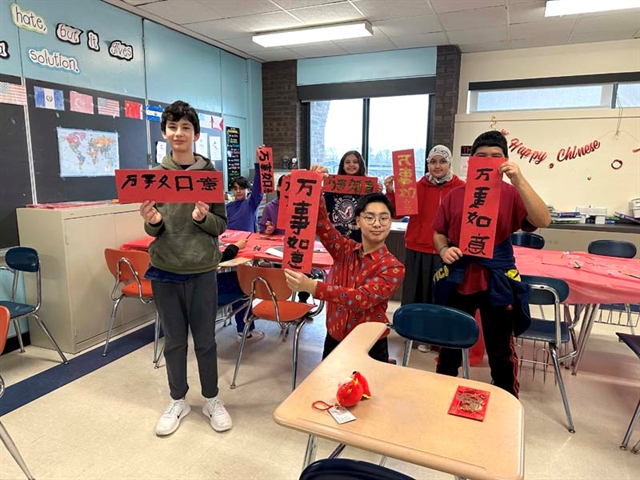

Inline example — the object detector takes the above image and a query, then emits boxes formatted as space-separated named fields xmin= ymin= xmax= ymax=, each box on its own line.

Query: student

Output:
xmin=217 ymin=238 xmax=265 ymax=343
xmin=140 ymin=100 xmax=232 ymax=435
xmin=384 ymin=145 xmax=465 ymax=352
xmin=431 ymin=130 xmax=551 ymax=397
xmin=259 ymin=175 xmax=285 ymax=235
xmin=284 ymin=166 xmax=405 ymax=362
xmin=324 ymin=150 xmax=367 ymax=243
xmin=227 ymin=170 xmax=263 ymax=233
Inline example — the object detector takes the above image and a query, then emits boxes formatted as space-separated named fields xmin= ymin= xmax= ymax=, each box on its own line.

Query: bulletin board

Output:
xmin=0 ymin=74 xmax=32 ymax=248
xmin=25 ymin=78 xmax=147 ymax=204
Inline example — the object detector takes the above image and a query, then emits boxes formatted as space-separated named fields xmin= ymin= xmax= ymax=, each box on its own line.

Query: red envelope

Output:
xmin=448 ymin=386 xmax=490 ymax=421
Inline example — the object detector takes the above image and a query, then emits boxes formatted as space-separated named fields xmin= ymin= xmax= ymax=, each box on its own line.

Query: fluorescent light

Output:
xmin=545 ymin=0 xmax=639 ymax=17
xmin=252 ymin=21 xmax=373 ymax=48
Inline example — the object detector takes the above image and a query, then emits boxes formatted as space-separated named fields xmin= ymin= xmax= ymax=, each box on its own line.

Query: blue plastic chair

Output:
xmin=518 ymin=275 xmax=575 ymax=433
xmin=616 ymin=332 xmax=640 ymax=453
xmin=510 ymin=232 xmax=545 ymax=250
xmin=392 ymin=303 xmax=479 ymax=379
xmin=0 ymin=247 xmax=67 ymax=364
xmin=300 ymin=459 xmax=414 ymax=480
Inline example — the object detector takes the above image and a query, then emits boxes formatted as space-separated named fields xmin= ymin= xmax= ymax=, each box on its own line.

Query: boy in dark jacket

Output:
xmin=140 ymin=100 xmax=232 ymax=436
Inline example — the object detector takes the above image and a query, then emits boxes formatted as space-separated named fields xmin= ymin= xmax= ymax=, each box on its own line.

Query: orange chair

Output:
xmin=103 ymin=249 xmax=157 ymax=362
xmin=0 ymin=306 xmax=35 ymax=479
xmin=231 ymin=263 xmax=314 ymax=391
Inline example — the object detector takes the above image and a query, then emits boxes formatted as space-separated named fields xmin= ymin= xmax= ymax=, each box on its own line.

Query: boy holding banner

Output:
xmin=431 ymin=130 xmax=551 ymax=397
xmin=139 ymin=101 xmax=232 ymax=435
xmin=284 ymin=165 xmax=405 ymax=362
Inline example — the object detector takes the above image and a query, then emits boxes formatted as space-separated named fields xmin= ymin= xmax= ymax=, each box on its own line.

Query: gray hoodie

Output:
xmin=144 ymin=153 xmax=227 ymax=274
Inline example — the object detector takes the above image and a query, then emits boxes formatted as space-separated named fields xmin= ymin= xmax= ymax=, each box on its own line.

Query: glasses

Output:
xmin=360 ymin=214 xmax=391 ymax=226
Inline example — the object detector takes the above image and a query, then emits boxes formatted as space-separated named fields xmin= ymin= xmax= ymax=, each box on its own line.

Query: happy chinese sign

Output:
xmin=283 ymin=170 xmax=323 ymax=274
xmin=323 ymin=175 xmax=378 ymax=195
xmin=458 ymin=157 xmax=502 ymax=258
xmin=115 ymin=169 xmax=224 ymax=203
xmin=257 ymin=146 xmax=275 ymax=194
xmin=392 ymin=149 xmax=419 ymax=216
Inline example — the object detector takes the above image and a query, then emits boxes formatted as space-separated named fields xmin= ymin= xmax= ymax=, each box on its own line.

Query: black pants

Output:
xmin=322 ymin=332 xmax=389 ymax=363
xmin=152 ymin=271 xmax=219 ymax=400
xmin=436 ymin=290 xmax=520 ymax=397
xmin=401 ymin=249 xmax=442 ymax=305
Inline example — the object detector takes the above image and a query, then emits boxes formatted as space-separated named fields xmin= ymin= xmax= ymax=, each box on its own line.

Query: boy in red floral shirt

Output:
xmin=284 ymin=166 xmax=405 ymax=362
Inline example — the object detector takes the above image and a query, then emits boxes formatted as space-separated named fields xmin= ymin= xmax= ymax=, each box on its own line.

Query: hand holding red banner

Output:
xmin=115 ymin=169 xmax=224 ymax=203
xmin=392 ymin=149 xmax=419 ymax=216
xmin=257 ymin=146 xmax=275 ymax=194
xmin=283 ymin=170 xmax=323 ymax=274
xmin=458 ymin=157 xmax=503 ymax=259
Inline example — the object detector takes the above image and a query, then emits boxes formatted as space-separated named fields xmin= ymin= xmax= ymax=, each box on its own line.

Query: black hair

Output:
xmin=161 ymin=100 xmax=200 ymax=135
xmin=277 ymin=175 xmax=285 ymax=187
xmin=230 ymin=176 xmax=250 ymax=190
xmin=355 ymin=192 xmax=395 ymax=218
xmin=338 ymin=150 xmax=366 ymax=176
xmin=471 ymin=130 xmax=508 ymax=157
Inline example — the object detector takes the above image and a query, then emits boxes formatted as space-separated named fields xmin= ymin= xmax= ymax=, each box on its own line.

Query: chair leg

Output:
xmin=550 ymin=345 xmax=575 ymax=433
xmin=379 ymin=456 xmax=388 ymax=466
xmin=462 ymin=348 xmax=471 ymax=380
xmin=12 ymin=319 xmax=25 ymax=353
xmin=291 ymin=320 xmax=306 ymax=391
xmin=103 ymin=296 xmax=123 ymax=357
xmin=302 ymin=435 xmax=318 ymax=470
xmin=402 ymin=339 xmax=412 ymax=367
xmin=230 ymin=319 xmax=253 ymax=389
xmin=31 ymin=314 xmax=68 ymax=364
xmin=620 ymin=398 xmax=640 ymax=450
xmin=0 ymin=420 xmax=35 ymax=480
xmin=631 ymin=438 xmax=640 ymax=454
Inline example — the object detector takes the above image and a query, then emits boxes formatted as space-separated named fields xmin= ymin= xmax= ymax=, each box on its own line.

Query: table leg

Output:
xmin=571 ymin=304 xmax=600 ymax=376
xmin=302 ymin=435 xmax=318 ymax=470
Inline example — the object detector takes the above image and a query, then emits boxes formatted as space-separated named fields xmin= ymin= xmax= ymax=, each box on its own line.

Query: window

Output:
xmin=616 ymin=82 xmax=640 ymax=107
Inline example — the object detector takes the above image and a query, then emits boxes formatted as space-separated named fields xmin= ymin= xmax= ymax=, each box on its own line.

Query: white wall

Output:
xmin=454 ymin=40 xmax=640 ymax=215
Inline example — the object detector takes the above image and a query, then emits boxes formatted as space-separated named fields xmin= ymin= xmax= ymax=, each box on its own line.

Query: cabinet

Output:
xmin=16 ymin=204 xmax=155 ymax=354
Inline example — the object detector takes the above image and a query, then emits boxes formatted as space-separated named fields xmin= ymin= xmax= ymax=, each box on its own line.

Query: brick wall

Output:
xmin=433 ymin=45 xmax=461 ymax=150
xmin=262 ymin=60 xmax=301 ymax=169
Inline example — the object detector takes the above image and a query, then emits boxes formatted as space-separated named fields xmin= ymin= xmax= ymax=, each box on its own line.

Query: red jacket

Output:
xmin=386 ymin=175 xmax=465 ymax=254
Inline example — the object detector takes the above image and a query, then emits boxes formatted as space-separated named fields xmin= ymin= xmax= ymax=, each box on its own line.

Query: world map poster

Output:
xmin=56 ymin=128 xmax=119 ymax=177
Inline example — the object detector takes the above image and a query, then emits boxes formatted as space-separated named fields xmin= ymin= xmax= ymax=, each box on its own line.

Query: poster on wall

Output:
xmin=226 ymin=126 xmax=241 ymax=189
xmin=57 ymin=127 xmax=119 ymax=177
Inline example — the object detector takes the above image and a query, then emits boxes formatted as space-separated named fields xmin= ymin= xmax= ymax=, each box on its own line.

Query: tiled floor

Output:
xmin=1 ymin=302 xmax=639 ymax=480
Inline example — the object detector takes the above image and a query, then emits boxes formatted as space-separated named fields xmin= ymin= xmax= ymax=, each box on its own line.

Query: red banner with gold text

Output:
xmin=392 ymin=149 xmax=419 ymax=216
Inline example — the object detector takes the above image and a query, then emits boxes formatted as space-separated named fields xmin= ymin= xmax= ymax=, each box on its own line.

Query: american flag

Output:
xmin=97 ymin=97 xmax=120 ymax=117
xmin=0 ymin=81 xmax=27 ymax=106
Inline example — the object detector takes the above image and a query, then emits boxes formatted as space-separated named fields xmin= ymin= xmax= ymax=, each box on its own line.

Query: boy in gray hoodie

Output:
xmin=140 ymin=100 xmax=231 ymax=436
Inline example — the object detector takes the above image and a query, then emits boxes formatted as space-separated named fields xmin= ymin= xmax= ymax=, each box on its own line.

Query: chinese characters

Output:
xmin=392 ymin=149 xmax=419 ymax=216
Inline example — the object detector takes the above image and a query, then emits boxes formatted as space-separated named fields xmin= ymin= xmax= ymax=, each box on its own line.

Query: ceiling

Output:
xmin=106 ymin=0 xmax=640 ymax=62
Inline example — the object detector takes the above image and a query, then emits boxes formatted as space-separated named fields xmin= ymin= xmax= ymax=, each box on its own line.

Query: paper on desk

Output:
xmin=265 ymin=247 xmax=284 ymax=258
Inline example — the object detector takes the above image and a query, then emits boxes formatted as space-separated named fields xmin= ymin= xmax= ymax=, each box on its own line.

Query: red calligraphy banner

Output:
xmin=277 ymin=174 xmax=291 ymax=231
xmin=458 ymin=157 xmax=503 ymax=259
xmin=392 ymin=149 xmax=419 ymax=216
xmin=283 ymin=170 xmax=323 ymax=274
xmin=322 ymin=175 xmax=378 ymax=195
xmin=115 ymin=169 xmax=224 ymax=203
xmin=257 ymin=146 xmax=275 ymax=194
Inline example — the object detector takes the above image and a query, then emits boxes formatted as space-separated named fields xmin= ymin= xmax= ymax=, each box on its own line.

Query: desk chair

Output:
xmin=231 ymin=263 xmax=314 ymax=391
xmin=616 ymin=332 xmax=640 ymax=453
xmin=0 ymin=306 xmax=35 ymax=480
xmin=392 ymin=303 xmax=479 ymax=379
xmin=510 ymin=232 xmax=545 ymax=250
xmin=0 ymin=247 xmax=67 ymax=364
xmin=519 ymin=275 xmax=575 ymax=433
xmin=300 ymin=458 xmax=414 ymax=480
xmin=103 ymin=249 xmax=158 ymax=363
xmin=588 ymin=240 xmax=638 ymax=334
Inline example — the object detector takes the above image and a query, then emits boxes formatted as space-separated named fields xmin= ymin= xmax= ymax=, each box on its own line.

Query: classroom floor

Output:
xmin=0 ymin=301 xmax=639 ymax=480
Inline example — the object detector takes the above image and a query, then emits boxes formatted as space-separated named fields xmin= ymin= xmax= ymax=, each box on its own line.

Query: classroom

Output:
xmin=0 ymin=0 xmax=639 ymax=479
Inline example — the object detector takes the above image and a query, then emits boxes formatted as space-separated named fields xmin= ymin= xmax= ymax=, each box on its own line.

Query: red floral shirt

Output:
xmin=314 ymin=202 xmax=405 ymax=341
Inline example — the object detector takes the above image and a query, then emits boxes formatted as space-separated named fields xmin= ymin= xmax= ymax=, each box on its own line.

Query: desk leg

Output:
xmin=302 ymin=435 xmax=318 ymax=470
xmin=571 ymin=304 xmax=600 ymax=376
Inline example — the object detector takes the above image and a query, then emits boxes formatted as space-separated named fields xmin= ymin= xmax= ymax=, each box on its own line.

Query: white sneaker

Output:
xmin=417 ymin=344 xmax=429 ymax=353
xmin=236 ymin=331 xmax=265 ymax=343
xmin=156 ymin=398 xmax=190 ymax=436
xmin=202 ymin=397 xmax=233 ymax=432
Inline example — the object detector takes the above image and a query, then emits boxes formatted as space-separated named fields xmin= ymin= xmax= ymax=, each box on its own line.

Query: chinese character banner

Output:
xmin=257 ymin=146 xmax=275 ymax=194
xmin=322 ymin=174 xmax=378 ymax=195
xmin=392 ymin=149 xmax=419 ymax=216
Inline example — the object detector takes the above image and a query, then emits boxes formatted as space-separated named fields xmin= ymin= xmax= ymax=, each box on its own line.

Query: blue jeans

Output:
xmin=217 ymin=271 xmax=254 ymax=334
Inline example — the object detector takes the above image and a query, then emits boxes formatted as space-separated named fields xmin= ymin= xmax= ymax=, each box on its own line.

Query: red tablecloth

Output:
xmin=514 ymin=246 xmax=640 ymax=305
xmin=120 ymin=230 xmax=334 ymax=269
